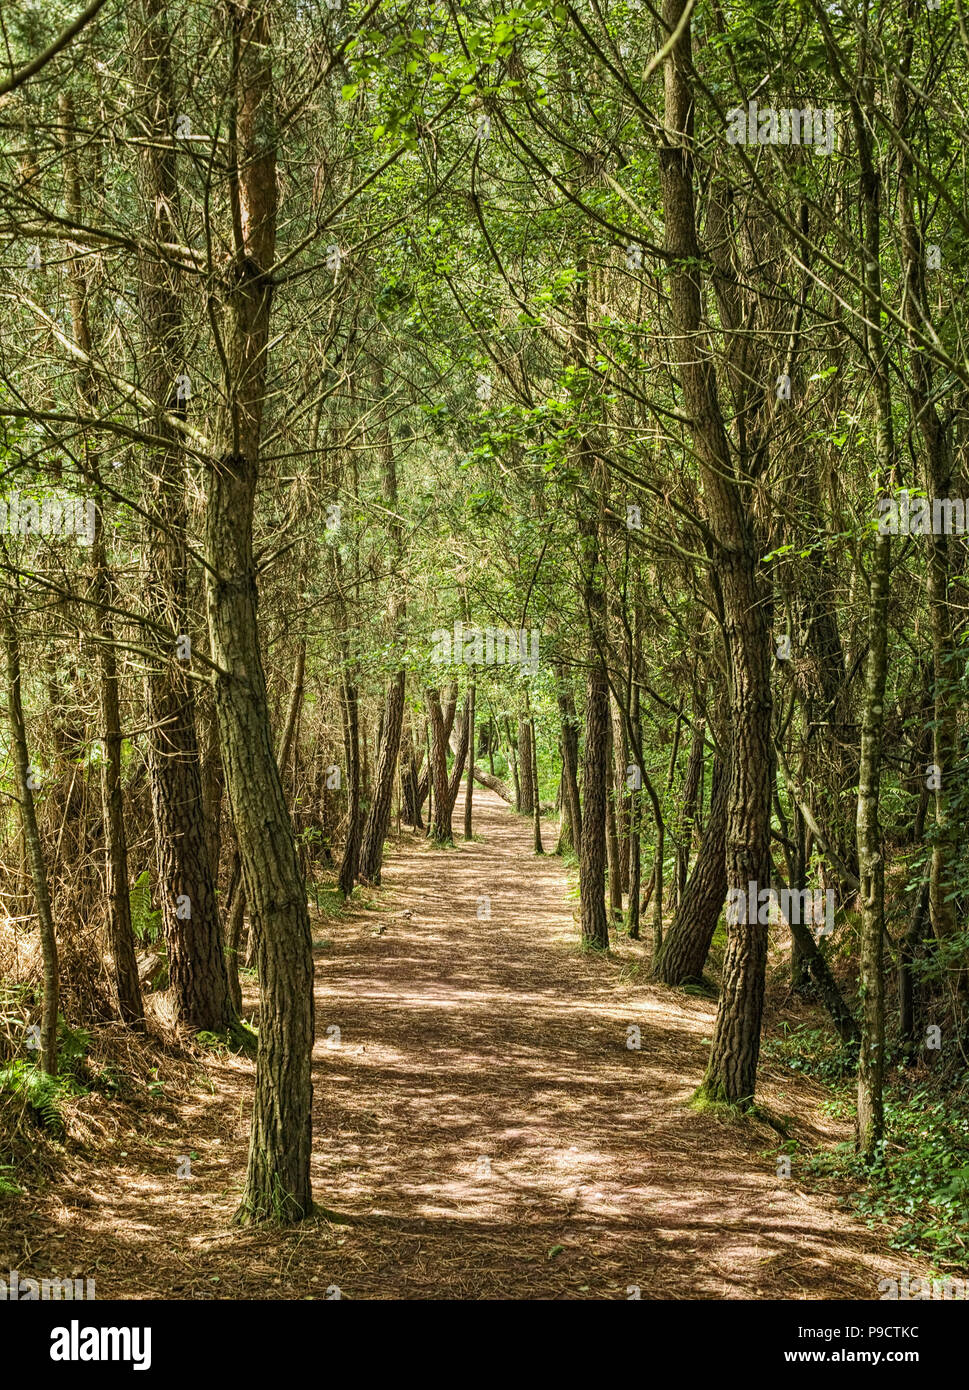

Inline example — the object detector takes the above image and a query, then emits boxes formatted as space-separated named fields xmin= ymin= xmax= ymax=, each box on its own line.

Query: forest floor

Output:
xmin=0 ymin=789 xmax=933 ymax=1300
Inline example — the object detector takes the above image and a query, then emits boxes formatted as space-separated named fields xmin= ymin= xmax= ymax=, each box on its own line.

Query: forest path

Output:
xmin=3 ymin=788 xmax=924 ymax=1300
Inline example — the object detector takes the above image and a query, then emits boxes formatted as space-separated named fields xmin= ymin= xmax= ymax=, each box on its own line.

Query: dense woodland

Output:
xmin=1 ymin=0 xmax=969 ymax=1305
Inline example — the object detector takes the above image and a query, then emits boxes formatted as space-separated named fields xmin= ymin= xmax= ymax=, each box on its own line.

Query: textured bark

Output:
xmin=206 ymin=1 xmax=314 ymax=1223
xmin=277 ymin=641 xmax=306 ymax=784
xmin=58 ymin=93 xmax=143 ymax=1028
xmin=472 ymin=766 xmax=513 ymax=803
xmin=359 ymin=670 xmax=404 ymax=881
xmin=675 ymin=722 xmax=705 ymax=904
xmin=504 ymin=717 xmax=521 ymax=809
xmin=129 ymin=10 xmax=234 ymax=1033
xmin=660 ymin=0 xmax=773 ymax=1105
xmin=654 ymin=754 xmax=728 ymax=985
xmin=426 ymin=688 xmax=454 ymax=844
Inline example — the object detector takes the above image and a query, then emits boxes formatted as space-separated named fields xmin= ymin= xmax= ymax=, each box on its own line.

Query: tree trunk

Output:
xmin=660 ymin=0 xmax=774 ymax=1105
xmin=654 ymin=754 xmax=728 ymax=983
xmin=528 ymin=711 xmax=543 ymax=854
xmin=337 ymin=676 xmax=361 ymax=897
xmin=359 ymin=670 xmax=405 ymax=882
xmin=556 ymin=668 xmax=582 ymax=853
xmin=464 ymin=681 xmax=475 ymax=840
xmin=131 ymin=5 xmax=234 ymax=1034
xmin=850 ymin=71 xmax=895 ymax=1160
xmin=517 ymin=716 xmax=534 ymax=815
xmin=606 ymin=716 xmax=622 ymax=920
xmin=427 ymin=688 xmax=455 ymax=844
xmin=580 ymin=663 xmax=610 ymax=949
xmin=3 ymin=611 xmax=59 ymax=1076
xmin=205 ymin=0 xmax=314 ymax=1223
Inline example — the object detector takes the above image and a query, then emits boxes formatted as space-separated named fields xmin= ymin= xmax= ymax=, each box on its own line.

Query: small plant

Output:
xmin=0 ymin=1061 xmax=81 ymax=1139
xmin=129 ymin=869 xmax=162 ymax=944
xmin=0 ymin=1162 xmax=22 ymax=1197
xmin=763 ymin=1022 xmax=857 ymax=1084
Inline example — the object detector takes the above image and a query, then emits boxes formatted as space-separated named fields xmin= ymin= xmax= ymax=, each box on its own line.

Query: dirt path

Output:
xmin=2 ymin=789 xmax=925 ymax=1299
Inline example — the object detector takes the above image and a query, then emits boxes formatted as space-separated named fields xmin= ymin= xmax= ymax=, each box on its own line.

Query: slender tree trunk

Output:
xmin=206 ymin=0 xmax=314 ymax=1223
xmin=628 ymin=678 xmax=642 ymax=941
xmin=556 ymin=667 xmax=582 ymax=853
xmin=530 ymin=714 xmax=543 ymax=854
xmin=58 ymin=93 xmax=143 ymax=1027
xmin=606 ymin=716 xmax=622 ymax=919
xmin=505 ymin=717 xmax=521 ymax=810
xmin=676 ymin=721 xmax=705 ymax=905
xmin=895 ymin=44 xmax=960 ymax=958
xmin=850 ymin=71 xmax=895 ymax=1160
xmin=427 ymin=688 xmax=454 ymax=844
xmin=337 ymin=676 xmax=361 ymax=897
xmin=131 ymin=4 xmax=234 ymax=1033
xmin=660 ymin=0 xmax=773 ymax=1105
xmin=3 ymin=611 xmax=59 ymax=1076
xmin=517 ymin=716 xmax=535 ymax=815
xmin=464 ymin=680 xmax=475 ymax=840
xmin=359 ymin=671 xmax=405 ymax=882
xmin=654 ymin=754 xmax=728 ymax=983
xmin=580 ymin=663 xmax=610 ymax=949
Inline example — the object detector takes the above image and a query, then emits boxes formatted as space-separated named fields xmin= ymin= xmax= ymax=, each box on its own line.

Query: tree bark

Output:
xmin=205 ymin=0 xmax=314 ymax=1222
xmin=654 ymin=754 xmax=729 ymax=984
xmin=58 ymin=92 xmax=143 ymax=1028
xmin=659 ymin=0 xmax=774 ymax=1104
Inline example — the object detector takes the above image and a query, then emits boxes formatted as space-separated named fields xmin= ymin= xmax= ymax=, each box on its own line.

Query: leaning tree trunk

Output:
xmin=660 ymin=0 xmax=774 ymax=1106
xmin=654 ymin=754 xmax=728 ymax=984
xmin=205 ymin=0 xmax=314 ymax=1224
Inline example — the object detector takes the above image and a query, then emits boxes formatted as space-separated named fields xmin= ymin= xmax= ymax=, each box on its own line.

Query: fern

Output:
xmin=129 ymin=870 xmax=161 ymax=944
xmin=0 ymin=1164 xmax=21 ymax=1197
xmin=0 ymin=1061 xmax=79 ymax=1138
